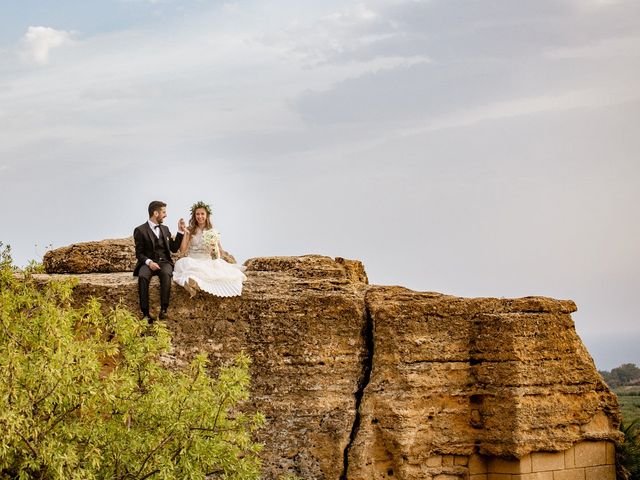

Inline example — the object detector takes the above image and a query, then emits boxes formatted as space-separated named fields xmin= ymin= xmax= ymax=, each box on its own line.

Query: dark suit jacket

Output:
xmin=133 ymin=222 xmax=184 ymax=276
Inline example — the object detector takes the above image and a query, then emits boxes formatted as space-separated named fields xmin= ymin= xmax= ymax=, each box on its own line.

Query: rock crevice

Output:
xmin=340 ymin=299 xmax=375 ymax=480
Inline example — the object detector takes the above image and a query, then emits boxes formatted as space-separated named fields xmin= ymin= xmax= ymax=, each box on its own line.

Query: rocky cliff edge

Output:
xmin=36 ymin=240 xmax=620 ymax=480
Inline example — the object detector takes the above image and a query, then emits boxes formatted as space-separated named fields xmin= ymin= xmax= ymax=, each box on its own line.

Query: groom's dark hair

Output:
xmin=148 ymin=201 xmax=167 ymax=217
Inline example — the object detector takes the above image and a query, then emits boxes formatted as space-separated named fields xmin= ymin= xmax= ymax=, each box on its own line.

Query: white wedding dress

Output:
xmin=172 ymin=229 xmax=246 ymax=297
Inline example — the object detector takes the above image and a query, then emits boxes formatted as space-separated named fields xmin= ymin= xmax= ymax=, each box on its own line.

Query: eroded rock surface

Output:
xmin=43 ymin=237 xmax=236 ymax=273
xmin=35 ymin=248 xmax=620 ymax=480
xmin=43 ymin=238 xmax=136 ymax=273
xmin=345 ymin=287 xmax=620 ymax=479
xmin=41 ymin=255 xmax=369 ymax=479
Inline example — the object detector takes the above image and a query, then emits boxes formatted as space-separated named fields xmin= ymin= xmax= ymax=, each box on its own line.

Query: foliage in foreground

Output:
xmin=0 ymin=243 xmax=263 ymax=479
xmin=618 ymin=419 xmax=640 ymax=480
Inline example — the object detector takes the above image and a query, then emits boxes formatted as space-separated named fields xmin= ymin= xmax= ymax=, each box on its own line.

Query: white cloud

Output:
xmin=323 ymin=3 xmax=380 ymax=25
xmin=255 ymin=2 xmax=394 ymax=66
xmin=21 ymin=26 xmax=73 ymax=65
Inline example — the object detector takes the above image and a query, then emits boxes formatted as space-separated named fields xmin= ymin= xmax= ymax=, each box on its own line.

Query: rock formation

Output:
xmin=347 ymin=288 xmax=619 ymax=479
xmin=43 ymin=237 xmax=236 ymax=273
xmin=37 ymin=241 xmax=621 ymax=480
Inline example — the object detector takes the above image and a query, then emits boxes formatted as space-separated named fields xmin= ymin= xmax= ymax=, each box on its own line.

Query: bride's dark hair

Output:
xmin=188 ymin=202 xmax=213 ymax=234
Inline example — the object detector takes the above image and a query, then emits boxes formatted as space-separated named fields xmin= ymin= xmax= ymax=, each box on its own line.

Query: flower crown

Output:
xmin=190 ymin=201 xmax=212 ymax=216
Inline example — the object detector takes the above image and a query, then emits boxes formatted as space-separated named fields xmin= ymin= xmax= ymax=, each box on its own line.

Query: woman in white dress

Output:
xmin=172 ymin=201 xmax=246 ymax=297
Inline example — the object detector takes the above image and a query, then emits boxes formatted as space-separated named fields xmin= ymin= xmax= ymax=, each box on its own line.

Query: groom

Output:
xmin=133 ymin=201 xmax=186 ymax=322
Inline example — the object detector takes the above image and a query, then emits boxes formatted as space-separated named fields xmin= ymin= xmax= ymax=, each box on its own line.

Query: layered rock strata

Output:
xmin=36 ymin=243 xmax=621 ymax=480
xmin=345 ymin=287 xmax=620 ymax=479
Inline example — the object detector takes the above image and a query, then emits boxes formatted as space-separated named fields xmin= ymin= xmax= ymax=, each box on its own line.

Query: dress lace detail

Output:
xmin=187 ymin=230 xmax=213 ymax=260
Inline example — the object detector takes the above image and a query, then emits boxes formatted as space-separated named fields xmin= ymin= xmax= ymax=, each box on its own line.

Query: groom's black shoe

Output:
xmin=142 ymin=310 xmax=155 ymax=324
xmin=159 ymin=309 xmax=168 ymax=320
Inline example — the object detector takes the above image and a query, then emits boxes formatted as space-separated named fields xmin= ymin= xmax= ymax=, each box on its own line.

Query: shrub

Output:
xmin=618 ymin=419 xmax=640 ymax=480
xmin=0 ymin=243 xmax=263 ymax=479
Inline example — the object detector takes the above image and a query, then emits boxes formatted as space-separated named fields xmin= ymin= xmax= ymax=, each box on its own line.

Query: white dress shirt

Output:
xmin=145 ymin=221 xmax=162 ymax=266
xmin=148 ymin=220 xmax=162 ymax=238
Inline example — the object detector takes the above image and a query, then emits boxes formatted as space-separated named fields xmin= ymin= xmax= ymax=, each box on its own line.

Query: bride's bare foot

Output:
xmin=183 ymin=283 xmax=196 ymax=297
xmin=186 ymin=278 xmax=200 ymax=298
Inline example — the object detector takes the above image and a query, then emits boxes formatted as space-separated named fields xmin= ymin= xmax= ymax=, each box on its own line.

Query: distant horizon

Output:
xmin=581 ymin=334 xmax=639 ymax=372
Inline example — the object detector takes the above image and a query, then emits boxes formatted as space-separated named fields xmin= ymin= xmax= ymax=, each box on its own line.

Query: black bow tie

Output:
xmin=154 ymin=224 xmax=161 ymax=230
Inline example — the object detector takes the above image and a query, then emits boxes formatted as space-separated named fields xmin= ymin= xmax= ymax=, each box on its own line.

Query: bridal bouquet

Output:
xmin=202 ymin=229 xmax=221 ymax=259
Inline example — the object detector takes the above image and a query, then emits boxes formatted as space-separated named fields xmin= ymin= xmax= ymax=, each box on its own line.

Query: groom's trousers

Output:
xmin=137 ymin=261 xmax=173 ymax=312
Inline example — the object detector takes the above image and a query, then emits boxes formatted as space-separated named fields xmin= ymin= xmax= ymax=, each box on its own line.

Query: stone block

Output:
xmin=531 ymin=452 xmax=565 ymax=472
xmin=470 ymin=476 xmax=488 ymax=480
xmin=489 ymin=458 xmax=520 ymax=474
xmin=574 ymin=442 xmax=607 ymax=468
xmin=427 ymin=456 xmax=443 ymax=467
xmin=455 ymin=455 xmax=469 ymax=466
xmin=442 ymin=455 xmax=455 ymax=466
xmin=470 ymin=454 xmax=488 ymax=474
xmin=605 ymin=441 xmax=615 ymax=465
xmin=514 ymin=473 xmax=553 ymax=480
xmin=584 ymin=465 xmax=615 ymax=480
xmin=564 ymin=447 xmax=575 ymax=469
xmin=552 ymin=468 xmax=585 ymax=480
xmin=489 ymin=457 xmax=530 ymax=474
xmin=434 ymin=475 xmax=460 ymax=480
xmin=488 ymin=475 xmax=513 ymax=480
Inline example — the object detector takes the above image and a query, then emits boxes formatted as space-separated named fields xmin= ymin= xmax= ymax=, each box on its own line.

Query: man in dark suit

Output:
xmin=133 ymin=200 xmax=186 ymax=322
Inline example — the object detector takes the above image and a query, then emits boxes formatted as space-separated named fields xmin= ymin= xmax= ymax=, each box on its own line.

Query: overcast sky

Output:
xmin=1 ymin=0 xmax=638 ymax=370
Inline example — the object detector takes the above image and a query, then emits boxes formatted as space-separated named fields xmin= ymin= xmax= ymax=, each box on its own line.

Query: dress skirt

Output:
xmin=173 ymin=256 xmax=246 ymax=297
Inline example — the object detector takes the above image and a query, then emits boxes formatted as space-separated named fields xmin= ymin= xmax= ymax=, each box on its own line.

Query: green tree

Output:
xmin=0 ymin=242 xmax=263 ymax=479
xmin=614 ymin=364 xmax=640 ymax=386
xmin=600 ymin=364 xmax=640 ymax=389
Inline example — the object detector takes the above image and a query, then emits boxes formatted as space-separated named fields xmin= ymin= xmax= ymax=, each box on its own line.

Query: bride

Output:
xmin=172 ymin=201 xmax=246 ymax=297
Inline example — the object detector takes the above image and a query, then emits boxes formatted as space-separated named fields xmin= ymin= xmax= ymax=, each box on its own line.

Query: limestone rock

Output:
xmin=344 ymin=287 xmax=620 ymax=480
xmin=40 ymin=255 xmax=369 ymax=479
xmin=43 ymin=237 xmax=237 ymax=273
xmin=43 ymin=238 xmax=136 ymax=273
xmin=34 ymin=252 xmax=620 ymax=480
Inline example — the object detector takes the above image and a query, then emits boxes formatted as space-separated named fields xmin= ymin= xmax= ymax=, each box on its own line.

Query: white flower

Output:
xmin=202 ymin=229 xmax=218 ymax=247
xmin=202 ymin=229 xmax=221 ymax=258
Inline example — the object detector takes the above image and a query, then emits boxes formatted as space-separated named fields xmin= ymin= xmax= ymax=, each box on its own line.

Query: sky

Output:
xmin=0 ymin=0 xmax=638 ymax=370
